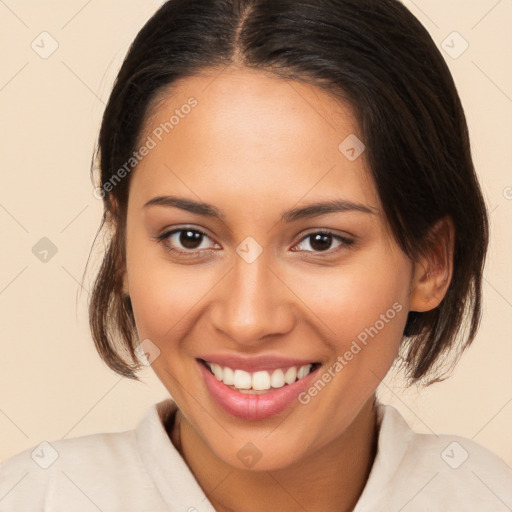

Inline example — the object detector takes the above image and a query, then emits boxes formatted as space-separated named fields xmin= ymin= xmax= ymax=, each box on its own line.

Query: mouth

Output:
xmin=196 ymin=358 xmax=322 ymax=420
xmin=199 ymin=359 xmax=321 ymax=394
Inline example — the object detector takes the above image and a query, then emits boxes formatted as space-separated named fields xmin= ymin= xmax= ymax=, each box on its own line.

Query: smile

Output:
xmin=203 ymin=360 xmax=319 ymax=394
xmin=197 ymin=358 xmax=322 ymax=420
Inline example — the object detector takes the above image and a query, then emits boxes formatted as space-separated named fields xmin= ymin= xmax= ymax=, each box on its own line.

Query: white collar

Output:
xmin=135 ymin=398 xmax=413 ymax=511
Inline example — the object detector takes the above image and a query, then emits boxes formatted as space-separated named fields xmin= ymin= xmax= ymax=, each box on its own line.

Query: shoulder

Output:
xmin=407 ymin=428 xmax=511 ymax=501
xmin=359 ymin=403 xmax=512 ymax=512
xmin=0 ymin=400 xmax=177 ymax=512
xmin=1 ymin=427 xmax=140 ymax=474
xmin=0 ymin=429 xmax=147 ymax=510
xmin=0 ymin=399 xmax=201 ymax=511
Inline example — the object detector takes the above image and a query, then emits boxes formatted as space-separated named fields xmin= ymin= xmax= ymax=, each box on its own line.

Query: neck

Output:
xmin=169 ymin=395 xmax=378 ymax=512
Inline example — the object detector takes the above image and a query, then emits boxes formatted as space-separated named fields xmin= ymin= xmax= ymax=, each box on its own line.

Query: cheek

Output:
xmin=290 ymin=255 xmax=411 ymax=422
xmin=290 ymin=249 xmax=411 ymax=361
xmin=125 ymin=226 xmax=206 ymax=341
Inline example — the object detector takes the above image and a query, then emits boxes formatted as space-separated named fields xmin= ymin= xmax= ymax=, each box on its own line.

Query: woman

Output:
xmin=1 ymin=0 xmax=510 ymax=510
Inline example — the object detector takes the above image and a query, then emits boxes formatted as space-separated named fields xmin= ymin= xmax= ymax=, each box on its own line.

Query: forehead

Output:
xmin=130 ymin=68 xmax=380 ymax=218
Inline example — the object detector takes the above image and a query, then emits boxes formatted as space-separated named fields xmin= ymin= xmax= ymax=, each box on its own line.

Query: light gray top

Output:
xmin=1 ymin=398 xmax=511 ymax=511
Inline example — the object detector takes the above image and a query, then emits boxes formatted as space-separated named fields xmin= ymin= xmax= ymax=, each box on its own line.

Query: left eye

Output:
xmin=158 ymin=228 xmax=216 ymax=252
xmin=293 ymin=231 xmax=351 ymax=253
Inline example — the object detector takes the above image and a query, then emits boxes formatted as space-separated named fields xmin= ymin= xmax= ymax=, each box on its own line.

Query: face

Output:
xmin=123 ymin=67 xmax=415 ymax=470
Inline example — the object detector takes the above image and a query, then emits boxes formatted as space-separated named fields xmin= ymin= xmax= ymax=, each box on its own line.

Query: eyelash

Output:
xmin=154 ymin=227 xmax=354 ymax=258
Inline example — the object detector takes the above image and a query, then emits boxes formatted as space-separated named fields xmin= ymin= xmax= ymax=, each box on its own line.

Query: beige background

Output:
xmin=0 ymin=0 xmax=511 ymax=469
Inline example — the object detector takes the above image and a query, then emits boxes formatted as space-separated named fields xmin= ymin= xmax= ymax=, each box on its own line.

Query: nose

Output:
xmin=209 ymin=250 xmax=295 ymax=346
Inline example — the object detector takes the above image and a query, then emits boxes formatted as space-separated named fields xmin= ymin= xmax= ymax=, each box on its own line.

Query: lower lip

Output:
xmin=197 ymin=359 xmax=320 ymax=421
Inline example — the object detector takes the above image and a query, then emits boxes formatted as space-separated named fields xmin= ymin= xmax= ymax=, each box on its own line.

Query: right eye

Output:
xmin=155 ymin=227 xmax=220 ymax=257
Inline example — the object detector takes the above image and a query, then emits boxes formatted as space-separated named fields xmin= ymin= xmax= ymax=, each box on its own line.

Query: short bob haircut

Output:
xmin=86 ymin=0 xmax=489 ymax=387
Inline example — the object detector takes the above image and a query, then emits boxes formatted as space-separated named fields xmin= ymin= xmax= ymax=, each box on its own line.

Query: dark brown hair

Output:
xmin=85 ymin=0 xmax=489 ymax=387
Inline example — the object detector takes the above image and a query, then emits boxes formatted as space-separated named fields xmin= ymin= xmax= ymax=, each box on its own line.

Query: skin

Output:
xmin=120 ymin=66 xmax=454 ymax=512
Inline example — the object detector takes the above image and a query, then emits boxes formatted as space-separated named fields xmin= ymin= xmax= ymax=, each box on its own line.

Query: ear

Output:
xmin=409 ymin=216 xmax=455 ymax=313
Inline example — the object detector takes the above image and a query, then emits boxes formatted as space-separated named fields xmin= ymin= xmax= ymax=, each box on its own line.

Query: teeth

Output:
xmin=205 ymin=361 xmax=315 ymax=392
xmin=284 ymin=366 xmax=297 ymax=385
xmin=211 ymin=363 xmax=223 ymax=381
xmin=270 ymin=369 xmax=285 ymax=388
xmin=252 ymin=371 xmax=271 ymax=391
xmin=297 ymin=364 xmax=312 ymax=379
xmin=223 ymin=366 xmax=234 ymax=385
xmin=233 ymin=369 xmax=252 ymax=389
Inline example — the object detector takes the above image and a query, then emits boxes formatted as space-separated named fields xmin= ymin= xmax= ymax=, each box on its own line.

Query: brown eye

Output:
xmin=308 ymin=233 xmax=335 ymax=252
xmin=156 ymin=227 xmax=218 ymax=255
xmin=293 ymin=231 xmax=354 ymax=254
xmin=177 ymin=229 xmax=204 ymax=250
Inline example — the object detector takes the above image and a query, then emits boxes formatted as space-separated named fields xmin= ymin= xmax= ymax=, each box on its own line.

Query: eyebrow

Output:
xmin=143 ymin=195 xmax=378 ymax=223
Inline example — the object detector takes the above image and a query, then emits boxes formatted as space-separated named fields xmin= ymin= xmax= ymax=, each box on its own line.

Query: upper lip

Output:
xmin=198 ymin=354 xmax=319 ymax=373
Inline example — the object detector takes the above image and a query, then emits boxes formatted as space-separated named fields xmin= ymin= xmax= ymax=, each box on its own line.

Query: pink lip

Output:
xmin=199 ymin=354 xmax=318 ymax=372
xmin=197 ymin=359 xmax=321 ymax=421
